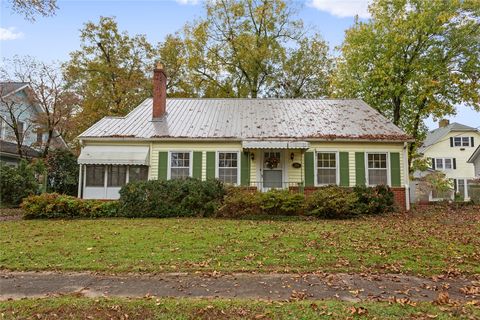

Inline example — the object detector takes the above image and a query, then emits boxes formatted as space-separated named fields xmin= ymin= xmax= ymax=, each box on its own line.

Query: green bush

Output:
xmin=216 ymin=187 xmax=261 ymax=218
xmin=0 ymin=160 xmax=41 ymax=206
xmin=304 ymin=186 xmax=358 ymax=219
xmin=22 ymin=193 xmax=118 ymax=219
xmin=353 ymin=185 xmax=395 ymax=215
xmin=118 ymin=178 xmax=226 ymax=218
xmin=258 ymin=189 xmax=304 ymax=215
xmin=45 ymin=149 xmax=79 ymax=196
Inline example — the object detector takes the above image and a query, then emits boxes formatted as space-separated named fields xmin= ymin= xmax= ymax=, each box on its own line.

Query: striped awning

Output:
xmin=78 ymin=145 xmax=150 ymax=165
xmin=242 ymin=141 xmax=310 ymax=149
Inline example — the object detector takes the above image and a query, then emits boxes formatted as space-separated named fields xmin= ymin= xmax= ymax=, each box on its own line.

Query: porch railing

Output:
xmin=247 ymin=181 xmax=305 ymax=193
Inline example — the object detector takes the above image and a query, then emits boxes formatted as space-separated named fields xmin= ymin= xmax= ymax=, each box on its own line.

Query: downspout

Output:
xmin=403 ymin=142 xmax=410 ymax=211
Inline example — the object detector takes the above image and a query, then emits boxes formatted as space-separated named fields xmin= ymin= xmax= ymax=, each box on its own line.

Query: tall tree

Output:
xmin=183 ymin=0 xmax=305 ymax=98
xmin=2 ymin=56 xmax=78 ymax=156
xmin=332 ymin=0 xmax=480 ymax=161
xmin=64 ymin=16 xmax=155 ymax=136
xmin=7 ymin=0 xmax=57 ymax=21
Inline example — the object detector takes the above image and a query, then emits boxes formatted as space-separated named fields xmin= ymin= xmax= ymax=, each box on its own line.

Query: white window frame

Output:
xmin=167 ymin=151 xmax=193 ymax=180
xmin=216 ymin=151 xmax=240 ymax=185
xmin=461 ymin=137 xmax=470 ymax=147
xmin=314 ymin=151 xmax=339 ymax=186
xmin=366 ymin=152 xmax=390 ymax=186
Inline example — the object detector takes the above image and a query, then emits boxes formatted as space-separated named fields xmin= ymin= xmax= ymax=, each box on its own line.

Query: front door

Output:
xmin=262 ymin=151 xmax=283 ymax=190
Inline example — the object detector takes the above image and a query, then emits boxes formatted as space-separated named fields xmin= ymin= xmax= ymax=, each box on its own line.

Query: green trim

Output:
xmin=355 ymin=152 xmax=366 ymax=186
xmin=158 ymin=151 xmax=168 ymax=181
xmin=339 ymin=152 xmax=349 ymax=187
xmin=192 ymin=152 xmax=202 ymax=179
xmin=240 ymin=152 xmax=250 ymax=186
xmin=206 ymin=152 xmax=216 ymax=179
xmin=304 ymin=151 xmax=315 ymax=187
xmin=390 ymin=152 xmax=401 ymax=187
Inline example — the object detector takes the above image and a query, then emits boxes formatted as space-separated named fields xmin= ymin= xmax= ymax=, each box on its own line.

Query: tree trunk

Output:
xmin=42 ymin=129 xmax=54 ymax=157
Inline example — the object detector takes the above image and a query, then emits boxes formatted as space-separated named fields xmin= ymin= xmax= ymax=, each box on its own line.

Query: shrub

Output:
xmin=22 ymin=193 xmax=119 ymax=219
xmin=353 ymin=185 xmax=395 ymax=215
xmin=118 ymin=178 xmax=226 ymax=218
xmin=304 ymin=186 xmax=358 ymax=219
xmin=0 ymin=160 xmax=41 ymax=206
xmin=45 ymin=149 xmax=79 ymax=196
xmin=258 ymin=189 xmax=304 ymax=215
xmin=216 ymin=187 xmax=261 ymax=218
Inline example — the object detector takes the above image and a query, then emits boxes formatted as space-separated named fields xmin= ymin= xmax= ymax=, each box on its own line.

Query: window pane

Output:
xmin=368 ymin=169 xmax=388 ymax=185
xmin=108 ymin=165 xmax=127 ymax=187
xmin=218 ymin=152 xmax=238 ymax=184
xmin=86 ymin=165 xmax=105 ymax=187
xmin=171 ymin=168 xmax=190 ymax=179
xmin=454 ymin=137 xmax=462 ymax=146
xmin=436 ymin=158 xmax=444 ymax=169
xmin=368 ymin=153 xmax=387 ymax=169
xmin=317 ymin=168 xmax=336 ymax=185
xmin=317 ymin=152 xmax=336 ymax=168
xmin=129 ymin=166 xmax=148 ymax=182
xmin=462 ymin=137 xmax=470 ymax=146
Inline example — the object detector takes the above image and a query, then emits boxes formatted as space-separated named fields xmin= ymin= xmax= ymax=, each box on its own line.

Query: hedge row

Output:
xmin=21 ymin=179 xmax=395 ymax=219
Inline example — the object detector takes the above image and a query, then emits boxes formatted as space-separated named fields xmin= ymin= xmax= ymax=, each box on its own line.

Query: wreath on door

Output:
xmin=265 ymin=155 xmax=280 ymax=169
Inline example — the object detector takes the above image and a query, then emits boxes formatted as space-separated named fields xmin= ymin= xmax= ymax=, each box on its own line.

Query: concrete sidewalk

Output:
xmin=1 ymin=271 xmax=478 ymax=302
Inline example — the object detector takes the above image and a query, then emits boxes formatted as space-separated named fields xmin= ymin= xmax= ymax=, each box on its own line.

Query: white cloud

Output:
xmin=0 ymin=27 xmax=24 ymax=41
xmin=175 ymin=0 xmax=199 ymax=5
xmin=308 ymin=0 xmax=371 ymax=19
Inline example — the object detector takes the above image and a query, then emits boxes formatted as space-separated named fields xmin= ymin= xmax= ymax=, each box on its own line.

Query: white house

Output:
xmin=467 ymin=145 xmax=480 ymax=178
xmin=418 ymin=119 xmax=480 ymax=200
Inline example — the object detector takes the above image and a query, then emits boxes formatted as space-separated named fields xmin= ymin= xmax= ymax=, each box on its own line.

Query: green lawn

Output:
xmin=1 ymin=296 xmax=478 ymax=320
xmin=0 ymin=206 xmax=479 ymax=275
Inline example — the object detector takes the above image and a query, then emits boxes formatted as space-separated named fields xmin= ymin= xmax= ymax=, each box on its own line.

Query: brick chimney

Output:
xmin=152 ymin=62 xmax=167 ymax=119
xmin=439 ymin=119 xmax=450 ymax=128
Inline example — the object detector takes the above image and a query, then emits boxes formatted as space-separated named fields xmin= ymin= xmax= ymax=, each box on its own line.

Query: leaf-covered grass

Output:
xmin=0 ymin=206 xmax=479 ymax=275
xmin=1 ymin=296 xmax=478 ymax=320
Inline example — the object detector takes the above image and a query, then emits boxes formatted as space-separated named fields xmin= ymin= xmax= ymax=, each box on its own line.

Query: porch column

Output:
xmin=77 ymin=164 xmax=82 ymax=198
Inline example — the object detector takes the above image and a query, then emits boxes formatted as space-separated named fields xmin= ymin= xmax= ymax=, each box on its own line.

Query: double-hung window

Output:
xmin=317 ymin=152 xmax=337 ymax=185
xmin=367 ymin=153 xmax=388 ymax=185
xmin=434 ymin=158 xmax=453 ymax=171
xmin=170 ymin=152 xmax=191 ymax=179
xmin=218 ymin=152 xmax=239 ymax=184
xmin=85 ymin=165 xmax=105 ymax=187
xmin=454 ymin=137 xmax=471 ymax=147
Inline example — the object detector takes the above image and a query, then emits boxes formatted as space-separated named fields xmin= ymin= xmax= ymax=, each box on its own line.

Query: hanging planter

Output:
xmin=265 ymin=156 xmax=280 ymax=169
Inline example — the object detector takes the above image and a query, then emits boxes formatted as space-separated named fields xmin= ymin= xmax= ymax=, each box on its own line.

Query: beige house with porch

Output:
xmin=77 ymin=65 xmax=412 ymax=210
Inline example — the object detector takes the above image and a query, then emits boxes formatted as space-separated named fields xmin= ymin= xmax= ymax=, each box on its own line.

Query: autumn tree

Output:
xmin=332 ymin=0 xmax=480 ymax=162
xmin=6 ymin=0 xmax=57 ymax=21
xmin=2 ymin=56 xmax=78 ymax=156
xmin=182 ymin=0 xmax=307 ymax=98
xmin=64 ymin=16 xmax=155 ymax=136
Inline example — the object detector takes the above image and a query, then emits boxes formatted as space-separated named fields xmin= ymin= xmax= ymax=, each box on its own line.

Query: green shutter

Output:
xmin=206 ymin=151 xmax=216 ymax=179
xmin=192 ymin=152 xmax=202 ymax=179
xmin=339 ymin=152 xmax=349 ymax=187
xmin=304 ymin=151 xmax=315 ymax=187
xmin=240 ymin=152 xmax=250 ymax=186
xmin=158 ymin=151 xmax=168 ymax=181
xmin=355 ymin=152 xmax=366 ymax=186
xmin=390 ymin=152 xmax=401 ymax=187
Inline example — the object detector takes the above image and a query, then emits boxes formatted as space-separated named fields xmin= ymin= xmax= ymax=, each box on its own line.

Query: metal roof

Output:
xmin=78 ymin=145 xmax=150 ymax=165
xmin=419 ymin=122 xmax=479 ymax=153
xmin=242 ymin=141 xmax=310 ymax=149
xmin=79 ymin=98 xmax=410 ymax=141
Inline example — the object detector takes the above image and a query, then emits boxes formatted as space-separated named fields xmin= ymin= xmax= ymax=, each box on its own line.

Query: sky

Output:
xmin=0 ymin=0 xmax=478 ymax=131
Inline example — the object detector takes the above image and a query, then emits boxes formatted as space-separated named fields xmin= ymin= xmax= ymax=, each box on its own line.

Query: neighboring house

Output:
xmin=0 ymin=82 xmax=67 ymax=165
xmin=418 ymin=120 xmax=480 ymax=201
xmin=77 ymin=65 xmax=412 ymax=210
xmin=467 ymin=145 xmax=480 ymax=178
